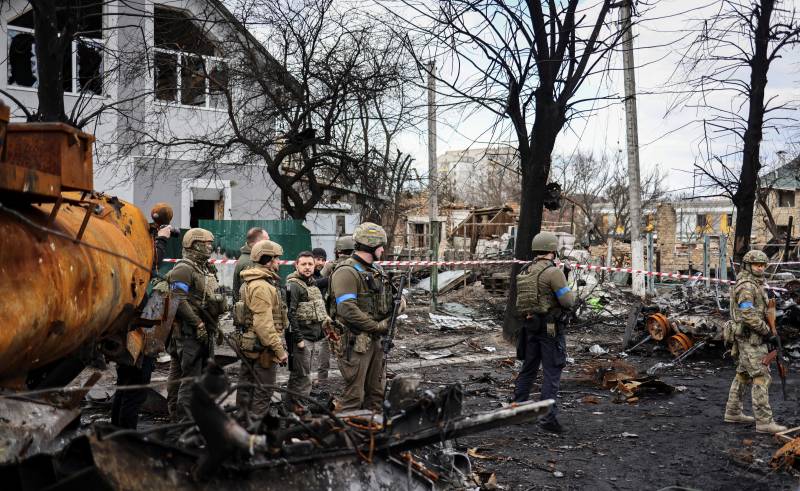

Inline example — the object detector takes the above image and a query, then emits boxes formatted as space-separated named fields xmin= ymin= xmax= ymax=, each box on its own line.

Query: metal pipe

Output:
xmin=0 ymin=193 xmax=153 ymax=385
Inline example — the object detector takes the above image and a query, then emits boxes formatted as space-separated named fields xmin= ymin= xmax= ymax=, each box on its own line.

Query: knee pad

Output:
xmin=735 ymin=373 xmax=751 ymax=384
xmin=753 ymin=375 xmax=769 ymax=386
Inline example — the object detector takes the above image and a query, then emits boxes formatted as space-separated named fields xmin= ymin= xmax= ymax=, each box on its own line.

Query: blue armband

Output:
xmin=171 ymin=281 xmax=190 ymax=293
xmin=555 ymin=286 xmax=571 ymax=298
xmin=336 ymin=293 xmax=357 ymax=304
xmin=738 ymin=301 xmax=753 ymax=310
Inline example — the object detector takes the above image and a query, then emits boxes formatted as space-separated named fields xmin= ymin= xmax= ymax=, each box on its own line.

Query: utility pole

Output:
xmin=427 ymin=61 xmax=439 ymax=311
xmin=621 ymin=0 xmax=645 ymax=298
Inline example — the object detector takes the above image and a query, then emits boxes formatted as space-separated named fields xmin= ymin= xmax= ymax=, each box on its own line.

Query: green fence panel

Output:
xmin=157 ymin=221 xmax=311 ymax=280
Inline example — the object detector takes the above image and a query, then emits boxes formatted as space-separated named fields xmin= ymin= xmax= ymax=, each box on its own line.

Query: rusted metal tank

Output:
xmin=0 ymin=193 xmax=153 ymax=386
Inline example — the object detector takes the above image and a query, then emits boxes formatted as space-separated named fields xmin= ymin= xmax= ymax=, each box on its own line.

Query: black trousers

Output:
xmin=111 ymin=355 xmax=156 ymax=429
xmin=513 ymin=318 xmax=567 ymax=424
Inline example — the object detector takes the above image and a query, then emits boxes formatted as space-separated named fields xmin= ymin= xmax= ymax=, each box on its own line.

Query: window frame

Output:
xmin=152 ymin=46 xmax=228 ymax=111
xmin=6 ymin=23 xmax=105 ymax=97
xmin=777 ymin=189 xmax=795 ymax=208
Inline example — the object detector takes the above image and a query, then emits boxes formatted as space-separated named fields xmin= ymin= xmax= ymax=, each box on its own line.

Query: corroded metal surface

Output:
xmin=0 ymin=192 xmax=153 ymax=385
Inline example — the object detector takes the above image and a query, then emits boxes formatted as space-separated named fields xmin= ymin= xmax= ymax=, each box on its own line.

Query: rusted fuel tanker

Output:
xmin=0 ymin=101 xmax=154 ymax=387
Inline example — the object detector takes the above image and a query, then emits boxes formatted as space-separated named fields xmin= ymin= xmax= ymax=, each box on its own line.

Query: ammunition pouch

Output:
xmin=236 ymin=330 xmax=263 ymax=360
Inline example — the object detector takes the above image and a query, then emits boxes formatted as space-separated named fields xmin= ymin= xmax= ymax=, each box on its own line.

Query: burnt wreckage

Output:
xmin=1 ymin=367 xmax=552 ymax=489
xmin=0 ymin=103 xmax=553 ymax=489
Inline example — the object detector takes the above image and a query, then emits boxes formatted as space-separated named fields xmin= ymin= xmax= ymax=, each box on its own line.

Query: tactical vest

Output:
xmin=325 ymin=258 xmax=347 ymax=315
xmin=175 ymin=258 xmax=225 ymax=318
xmin=335 ymin=259 xmax=393 ymax=323
xmin=233 ymin=282 xmax=253 ymax=327
xmin=515 ymin=260 xmax=557 ymax=316
xmin=729 ymin=277 xmax=767 ymax=346
xmin=287 ymin=276 xmax=328 ymax=323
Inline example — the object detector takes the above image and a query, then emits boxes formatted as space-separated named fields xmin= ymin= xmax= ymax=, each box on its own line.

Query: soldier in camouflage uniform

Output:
xmin=513 ymin=231 xmax=576 ymax=433
xmin=316 ymin=236 xmax=355 ymax=381
xmin=724 ymin=249 xmax=787 ymax=434
xmin=235 ymin=240 xmax=289 ymax=419
xmin=329 ymin=224 xmax=395 ymax=411
xmin=285 ymin=251 xmax=331 ymax=411
xmin=166 ymin=228 xmax=226 ymax=422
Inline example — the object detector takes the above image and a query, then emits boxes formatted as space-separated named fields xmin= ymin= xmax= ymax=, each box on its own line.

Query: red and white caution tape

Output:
xmin=162 ymin=257 xmax=787 ymax=291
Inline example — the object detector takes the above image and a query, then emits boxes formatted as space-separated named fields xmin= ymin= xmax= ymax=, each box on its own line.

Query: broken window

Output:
xmin=696 ymin=214 xmax=707 ymax=229
xmin=7 ymin=3 xmax=104 ymax=95
xmin=778 ymin=190 xmax=795 ymax=208
xmin=153 ymin=5 xmax=226 ymax=109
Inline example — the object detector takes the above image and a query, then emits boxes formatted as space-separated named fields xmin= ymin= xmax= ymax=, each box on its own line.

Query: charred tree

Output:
xmin=674 ymin=0 xmax=799 ymax=260
xmin=393 ymin=0 xmax=629 ymax=338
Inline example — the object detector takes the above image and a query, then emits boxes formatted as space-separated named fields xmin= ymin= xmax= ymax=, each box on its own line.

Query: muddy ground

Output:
xmin=83 ymin=282 xmax=800 ymax=490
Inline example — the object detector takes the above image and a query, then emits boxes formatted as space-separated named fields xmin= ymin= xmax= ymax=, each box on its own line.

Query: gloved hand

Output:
xmin=398 ymin=297 xmax=407 ymax=315
xmin=768 ymin=334 xmax=780 ymax=346
xmin=216 ymin=329 xmax=224 ymax=346
xmin=375 ymin=318 xmax=390 ymax=334
xmin=546 ymin=322 xmax=557 ymax=337
xmin=196 ymin=322 xmax=208 ymax=343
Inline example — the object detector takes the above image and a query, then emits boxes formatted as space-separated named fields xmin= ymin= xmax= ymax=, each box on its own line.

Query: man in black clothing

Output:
xmin=111 ymin=204 xmax=174 ymax=429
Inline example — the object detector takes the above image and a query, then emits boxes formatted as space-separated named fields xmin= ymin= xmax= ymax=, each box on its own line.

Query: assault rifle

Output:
xmin=762 ymin=298 xmax=787 ymax=400
xmin=382 ymin=274 xmax=407 ymax=357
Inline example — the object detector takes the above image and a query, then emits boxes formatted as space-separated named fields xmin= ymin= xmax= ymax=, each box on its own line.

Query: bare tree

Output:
xmin=674 ymin=0 xmax=800 ymax=259
xmin=551 ymin=151 xmax=613 ymax=243
xmin=601 ymin=156 xmax=665 ymax=240
xmin=120 ymin=0 xmax=416 ymax=220
xmin=390 ymin=0 xmax=630 ymax=337
xmin=1 ymin=0 xmax=152 ymax=126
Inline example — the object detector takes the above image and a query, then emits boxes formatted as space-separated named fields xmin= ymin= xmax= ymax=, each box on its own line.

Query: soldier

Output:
xmin=513 ymin=231 xmax=575 ymax=434
xmin=329 ymin=223 xmax=395 ymax=411
xmin=317 ymin=236 xmax=355 ymax=381
xmin=235 ymin=240 xmax=289 ymax=418
xmin=285 ymin=251 xmax=330 ymax=411
xmin=233 ymin=227 xmax=270 ymax=305
xmin=724 ymin=249 xmax=787 ymax=434
xmin=166 ymin=228 xmax=226 ymax=421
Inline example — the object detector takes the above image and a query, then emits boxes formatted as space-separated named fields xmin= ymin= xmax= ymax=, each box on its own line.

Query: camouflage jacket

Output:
xmin=730 ymin=270 xmax=770 ymax=346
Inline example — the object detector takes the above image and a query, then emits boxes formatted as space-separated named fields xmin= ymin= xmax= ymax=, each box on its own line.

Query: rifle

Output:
xmin=762 ymin=298 xmax=787 ymax=400
xmin=382 ymin=274 xmax=407 ymax=358
xmin=285 ymin=285 xmax=295 ymax=371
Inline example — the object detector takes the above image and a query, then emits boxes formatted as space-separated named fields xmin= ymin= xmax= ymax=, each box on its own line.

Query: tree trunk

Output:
xmin=32 ymin=0 xmax=69 ymax=122
xmin=731 ymin=0 xmax=774 ymax=260
xmin=502 ymin=134 xmax=557 ymax=341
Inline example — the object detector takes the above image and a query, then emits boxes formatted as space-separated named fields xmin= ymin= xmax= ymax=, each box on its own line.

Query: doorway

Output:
xmin=190 ymin=199 xmax=216 ymax=228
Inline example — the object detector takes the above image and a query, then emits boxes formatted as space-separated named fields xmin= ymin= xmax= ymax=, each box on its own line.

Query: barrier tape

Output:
xmin=162 ymin=258 xmax=789 ymax=291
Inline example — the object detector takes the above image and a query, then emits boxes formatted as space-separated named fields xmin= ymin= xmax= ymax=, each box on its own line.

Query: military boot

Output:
xmin=756 ymin=421 xmax=788 ymax=434
xmin=724 ymin=412 xmax=755 ymax=424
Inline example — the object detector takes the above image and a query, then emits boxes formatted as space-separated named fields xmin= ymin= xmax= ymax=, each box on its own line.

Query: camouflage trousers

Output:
xmin=725 ymin=341 xmax=773 ymax=424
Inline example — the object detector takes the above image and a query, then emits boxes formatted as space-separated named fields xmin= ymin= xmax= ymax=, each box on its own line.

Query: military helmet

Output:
xmin=251 ymin=240 xmax=284 ymax=262
xmin=743 ymin=249 xmax=768 ymax=265
xmin=336 ymin=235 xmax=356 ymax=252
xmin=182 ymin=228 xmax=214 ymax=248
xmin=150 ymin=203 xmax=173 ymax=226
xmin=353 ymin=222 xmax=387 ymax=248
xmin=531 ymin=231 xmax=558 ymax=253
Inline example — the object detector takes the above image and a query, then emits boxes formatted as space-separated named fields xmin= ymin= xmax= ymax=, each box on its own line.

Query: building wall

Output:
xmin=1 ymin=0 xmax=272 ymax=209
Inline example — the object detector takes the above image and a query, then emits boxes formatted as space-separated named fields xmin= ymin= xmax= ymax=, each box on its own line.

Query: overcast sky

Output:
xmin=394 ymin=0 xmax=800 ymax=195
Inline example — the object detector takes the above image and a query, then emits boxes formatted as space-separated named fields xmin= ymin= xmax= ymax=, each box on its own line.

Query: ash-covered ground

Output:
xmin=81 ymin=281 xmax=800 ymax=490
